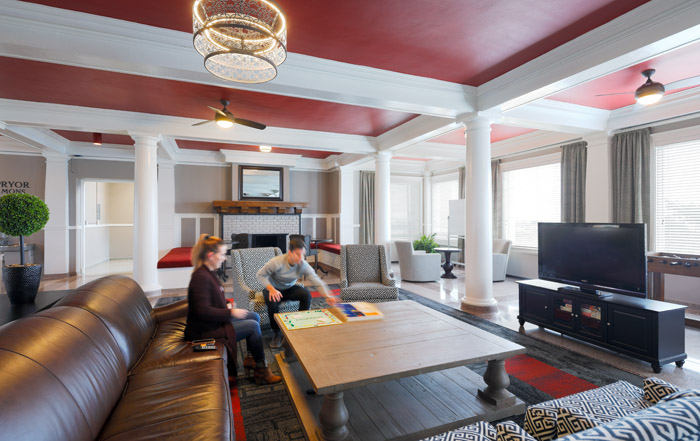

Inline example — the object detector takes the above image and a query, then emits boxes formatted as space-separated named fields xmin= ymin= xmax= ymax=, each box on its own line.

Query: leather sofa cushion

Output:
xmin=56 ymin=275 xmax=156 ymax=371
xmin=130 ymin=317 xmax=226 ymax=375
xmin=99 ymin=360 xmax=233 ymax=440
xmin=0 ymin=307 xmax=127 ymax=440
xmin=0 ymin=350 xmax=95 ymax=441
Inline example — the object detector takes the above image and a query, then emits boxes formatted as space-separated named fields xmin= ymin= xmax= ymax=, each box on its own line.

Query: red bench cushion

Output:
xmin=157 ymin=247 xmax=193 ymax=269
xmin=317 ymin=243 xmax=340 ymax=254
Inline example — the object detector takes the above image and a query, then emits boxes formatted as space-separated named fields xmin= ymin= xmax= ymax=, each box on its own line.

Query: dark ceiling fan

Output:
xmin=192 ymin=99 xmax=266 ymax=130
xmin=596 ymin=69 xmax=700 ymax=105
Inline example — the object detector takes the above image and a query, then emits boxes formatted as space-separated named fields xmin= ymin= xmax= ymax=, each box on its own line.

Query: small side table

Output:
xmin=435 ymin=247 xmax=460 ymax=279
xmin=310 ymin=238 xmax=333 ymax=276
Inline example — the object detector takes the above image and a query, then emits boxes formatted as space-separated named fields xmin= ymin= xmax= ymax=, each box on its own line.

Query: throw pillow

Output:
xmin=423 ymin=421 xmax=496 ymax=441
xmin=644 ymin=377 xmax=681 ymax=404
xmin=556 ymin=406 xmax=604 ymax=437
xmin=660 ymin=389 xmax=700 ymax=403
xmin=495 ymin=420 xmax=536 ymax=441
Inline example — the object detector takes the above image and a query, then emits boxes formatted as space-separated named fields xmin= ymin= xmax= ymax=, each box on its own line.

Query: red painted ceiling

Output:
xmin=53 ymin=130 xmax=135 ymax=145
xmin=0 ymin=57 xmax=416 ymax=137
xmin=176 ymin=140 xmax=335 ymax=159
xmin=24 ymin=0 xmax=649 ymax=86
xmin=549 ymin=41 xmax=700 ymax=110
xmin=429 ymin=125 xmax=538 ymax=145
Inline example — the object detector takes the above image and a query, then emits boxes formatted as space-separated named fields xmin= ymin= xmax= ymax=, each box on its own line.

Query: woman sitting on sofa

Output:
xmin=185 ymin=234 xmax=281 ymax=385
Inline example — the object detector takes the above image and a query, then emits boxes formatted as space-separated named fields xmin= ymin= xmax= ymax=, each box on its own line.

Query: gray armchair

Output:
xmin=395 ymin=240 xmax=441 ymax=282
xmin=493 ymin=239 xmax=512 ymax=282
xmin=339 ymin=244 xmax=399 ymax=303
xmin=230 ymin=247 xmax=301 ymax=327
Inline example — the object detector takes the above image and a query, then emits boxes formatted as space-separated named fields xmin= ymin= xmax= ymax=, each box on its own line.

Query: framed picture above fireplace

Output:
xmin=239 ymin=166 xmax=283 ymax=201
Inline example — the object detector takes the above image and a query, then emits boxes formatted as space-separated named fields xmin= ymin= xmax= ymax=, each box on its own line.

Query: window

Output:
xmin=391 ymin=178 xmax=422 ymax=241
xmin=431 ymin=176 xmax=458 ymax=243
xmin=502 ymin=156 xmax=561 ymax=248
xmin=655 ymin=140 xmax=700 ymax=254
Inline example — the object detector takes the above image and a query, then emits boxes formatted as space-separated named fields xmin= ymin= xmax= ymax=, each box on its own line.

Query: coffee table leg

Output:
xmin=318 ymin=392 xmax=349 ymax=441
xmin=281 ymin=336 xmax=297 ymax=364
xmin=477 ymin=359 xmax=516 ymax=407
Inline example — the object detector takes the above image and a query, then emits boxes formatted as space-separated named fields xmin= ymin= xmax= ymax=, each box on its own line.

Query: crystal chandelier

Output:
xmin=193 ymin=0 xmax=287 ymax=84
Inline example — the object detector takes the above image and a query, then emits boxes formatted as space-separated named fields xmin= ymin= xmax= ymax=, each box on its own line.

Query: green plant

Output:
xmin=0 ymin=193 xmax=50 ymax=265
xmin=413 ymin=233 xmax=438 ymax=254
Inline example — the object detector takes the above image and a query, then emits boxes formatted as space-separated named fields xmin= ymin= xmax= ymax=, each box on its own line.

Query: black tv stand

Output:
xmin=557 ymin=285 xmax=612 ymax=298
xmin=518 ymin=279 xmax=687 ymax=373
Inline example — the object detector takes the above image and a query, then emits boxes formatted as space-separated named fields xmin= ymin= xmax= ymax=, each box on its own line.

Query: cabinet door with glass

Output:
xmin=576 ymin=300 xmax=607 ymax=341
xmin=551 ymin=293 xmax=576 ymax=331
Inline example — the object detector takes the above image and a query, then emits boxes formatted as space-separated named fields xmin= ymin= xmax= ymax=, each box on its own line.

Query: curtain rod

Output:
xmin=492 ymin=137 xmax=582 ymax=161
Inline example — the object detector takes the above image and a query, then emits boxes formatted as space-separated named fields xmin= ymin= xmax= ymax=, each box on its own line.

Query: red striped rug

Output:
xmin=505 ymin=354 xmax=598 ymax=398
xmin=229 ymin=381 xmax=246 ymax=440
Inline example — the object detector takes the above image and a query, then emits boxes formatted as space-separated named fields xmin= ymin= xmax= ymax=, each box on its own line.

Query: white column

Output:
xmin=158 ymin=160 xmax=176 ymax=252
xmin=423 ymin=170 xmax=432 ymax=235
xmin=132 ymin=134 xmax=161 ymax=294
xmin=583 ymin=132 xmax=611 ymax=223
xmin=42 ymin=153 xmax=69 ymax=275
xmin=462 ymin=116 xmax=497 ymax=309
xmin=338 ymin=165 xmax=355 ymax=245
xmin=374 ymin=152 xmax=392 ymax=251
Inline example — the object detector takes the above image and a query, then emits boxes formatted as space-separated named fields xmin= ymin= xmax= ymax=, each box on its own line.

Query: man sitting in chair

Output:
xmin=257 ymin=237 xmax=337 ymax=348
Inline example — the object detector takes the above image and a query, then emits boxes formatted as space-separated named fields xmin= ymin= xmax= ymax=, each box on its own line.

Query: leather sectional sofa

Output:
xmin=0 ymin=275 xmax=235 ymax=441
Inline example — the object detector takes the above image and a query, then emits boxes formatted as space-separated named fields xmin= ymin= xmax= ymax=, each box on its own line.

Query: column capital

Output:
xmin=458 ymin=110 xmax=502 ymax=128
xmin=129 ymin=133 xmax=160 ymax=147
xmin=374 ymin=150 xmax=392 ymax=162
xmin=158 ymin=159 xmax=176 ymax=169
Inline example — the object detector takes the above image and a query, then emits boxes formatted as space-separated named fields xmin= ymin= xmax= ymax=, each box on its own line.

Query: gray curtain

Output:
xmin=457 ymin=166 xmax=466 ymax=263
xmin=359 ymin=171 xmax=375 ymax=244
xmin=492 ymin=159 xmax=502 ymax=240
xmin=561 ymin=141 xmax=588 ymax=223
xmin=611 ymin=128 xmax=651 ymax=246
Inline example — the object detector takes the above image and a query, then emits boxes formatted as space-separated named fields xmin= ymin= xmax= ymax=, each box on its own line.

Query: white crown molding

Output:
xmin=0 ymin=99 xmax=377 ymax=154
xmin=157 ymin=135 xmax=180 ymax=161
xmin=221 ymin=149 xmax=301 ymax=167
xmin=395 ymin=142 xmax=465 ymax=162
xmin=67 ymin=144 xmax=135 ymax=161
xmin=607 ymin=86 xmax=700 ymax=132
xmin=478 ymin=0 xmax=700 ymax=111
xmin=490 ymin=131 xmax=579 ymax=159
xmin=500 ymin=99 xmax=610 ymax=134
xmin=0 ymin=0 xmax=475 ymax=117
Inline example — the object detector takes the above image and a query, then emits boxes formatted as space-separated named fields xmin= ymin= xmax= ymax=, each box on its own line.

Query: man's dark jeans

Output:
xmin=263 ymin=285 xmax=312 ymax=332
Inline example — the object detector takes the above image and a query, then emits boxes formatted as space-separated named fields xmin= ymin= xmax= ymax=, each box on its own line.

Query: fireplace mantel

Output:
xmin=213 ymin=200 xmax=308 ymax=214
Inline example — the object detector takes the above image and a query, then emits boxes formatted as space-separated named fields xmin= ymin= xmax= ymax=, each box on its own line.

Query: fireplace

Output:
xmin=251 ymin=234 xmax=287 ymax=252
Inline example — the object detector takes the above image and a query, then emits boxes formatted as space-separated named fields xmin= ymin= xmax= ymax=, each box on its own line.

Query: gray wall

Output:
xmin=175 ymin=164 xmax=231 ymax=213
xmin=0 ymin=154 xmax=47 ymax=264
xmin=290 ymin=170 xmax=338 ymax=214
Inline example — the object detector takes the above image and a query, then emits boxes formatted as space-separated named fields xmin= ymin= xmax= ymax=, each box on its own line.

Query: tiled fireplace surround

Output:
xmin=222 ymin=214 xmax=301 ymax=251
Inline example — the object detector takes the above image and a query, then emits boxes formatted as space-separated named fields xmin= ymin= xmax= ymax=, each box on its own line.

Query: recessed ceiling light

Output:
xmin=92 ymin=133 xmax=102 ymax=145
xmin=259 ymin=145 xmax=272 ymax=153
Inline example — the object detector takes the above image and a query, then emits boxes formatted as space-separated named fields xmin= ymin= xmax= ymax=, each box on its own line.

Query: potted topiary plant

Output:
xmin=0 ymin=193 xmax=50 ymax=304
xmin=413 ymin=233 xmax=438 ymax=254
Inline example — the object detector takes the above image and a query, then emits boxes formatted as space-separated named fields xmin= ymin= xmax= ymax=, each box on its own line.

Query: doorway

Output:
xmin=80 ymin=180 xmax=134 ymax=276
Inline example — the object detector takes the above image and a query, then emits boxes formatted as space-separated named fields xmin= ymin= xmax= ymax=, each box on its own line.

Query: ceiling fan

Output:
xmin=192 ymin=99 xmax=266 ymax=130
xmin=596 ymin=69 xmax=700 ymax=105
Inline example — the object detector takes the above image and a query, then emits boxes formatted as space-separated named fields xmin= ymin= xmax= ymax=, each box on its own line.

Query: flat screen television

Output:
xmin=538 ymin=223 xmax=647 ymax=298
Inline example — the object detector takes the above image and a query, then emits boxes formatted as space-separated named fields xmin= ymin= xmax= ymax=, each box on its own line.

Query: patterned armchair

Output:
xmin=230 ymin=247 xmax=301 ymax=327
xmin=339 ymin=244 xmax=399 ymax=303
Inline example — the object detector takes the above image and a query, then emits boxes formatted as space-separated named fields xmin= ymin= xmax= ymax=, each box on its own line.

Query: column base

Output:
xmin=461 ymin=297 xmax=499 ymax=314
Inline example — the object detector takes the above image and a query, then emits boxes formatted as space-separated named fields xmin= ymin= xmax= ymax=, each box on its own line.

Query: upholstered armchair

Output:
xmin=395 ymin=240 xmax=441 ymax=282
xmin=230 ymin=247 xmax=301 ymax=327
xmin=493 ymin=239 xmax=512 ymax=282
xmin=339 ymin=244 xmax=399 ymax=303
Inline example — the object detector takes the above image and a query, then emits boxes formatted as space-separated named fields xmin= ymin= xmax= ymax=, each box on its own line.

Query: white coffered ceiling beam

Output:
xmin=500 ymin=100 xmax=610 ymax=134
xmin=375 ymin=115 xmax=461 ymax=152
xmin=0 ymin=123 xmax=68 ymax=154
xmin=0 ymin=99 xmax=377 ymax=155
xmin=478 ymin=0 xmax=700 ymax=112
xmin=0 ymin=0 xmax=475 ymax=118
xmin=607 ymin=87 xmax=700 ymax=132
xmin=394 ymin=142 xmax=465 ymax=162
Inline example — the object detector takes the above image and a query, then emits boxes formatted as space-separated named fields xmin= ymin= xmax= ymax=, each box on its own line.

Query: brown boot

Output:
xmin=243 ymin=355 xmax=255 ymax=377
xmin=254 ymin=366 xmax=282 ymax=385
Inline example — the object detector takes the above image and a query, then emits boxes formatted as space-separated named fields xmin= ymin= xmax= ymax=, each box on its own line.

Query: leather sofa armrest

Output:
xmin=152 ymin=298 xmax=188 ymax=323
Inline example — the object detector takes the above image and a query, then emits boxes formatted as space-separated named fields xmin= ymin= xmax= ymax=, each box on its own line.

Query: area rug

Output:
xmin=155 ymin=287 xmax=644 ymax=440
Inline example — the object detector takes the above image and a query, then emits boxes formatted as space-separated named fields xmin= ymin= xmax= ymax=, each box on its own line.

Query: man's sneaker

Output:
xmin=270 ymin=333 xmax=284 ymax=349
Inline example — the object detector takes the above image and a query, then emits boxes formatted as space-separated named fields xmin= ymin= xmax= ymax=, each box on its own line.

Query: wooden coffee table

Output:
xmin=274 ymin=300 xmax=526 ymax=441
